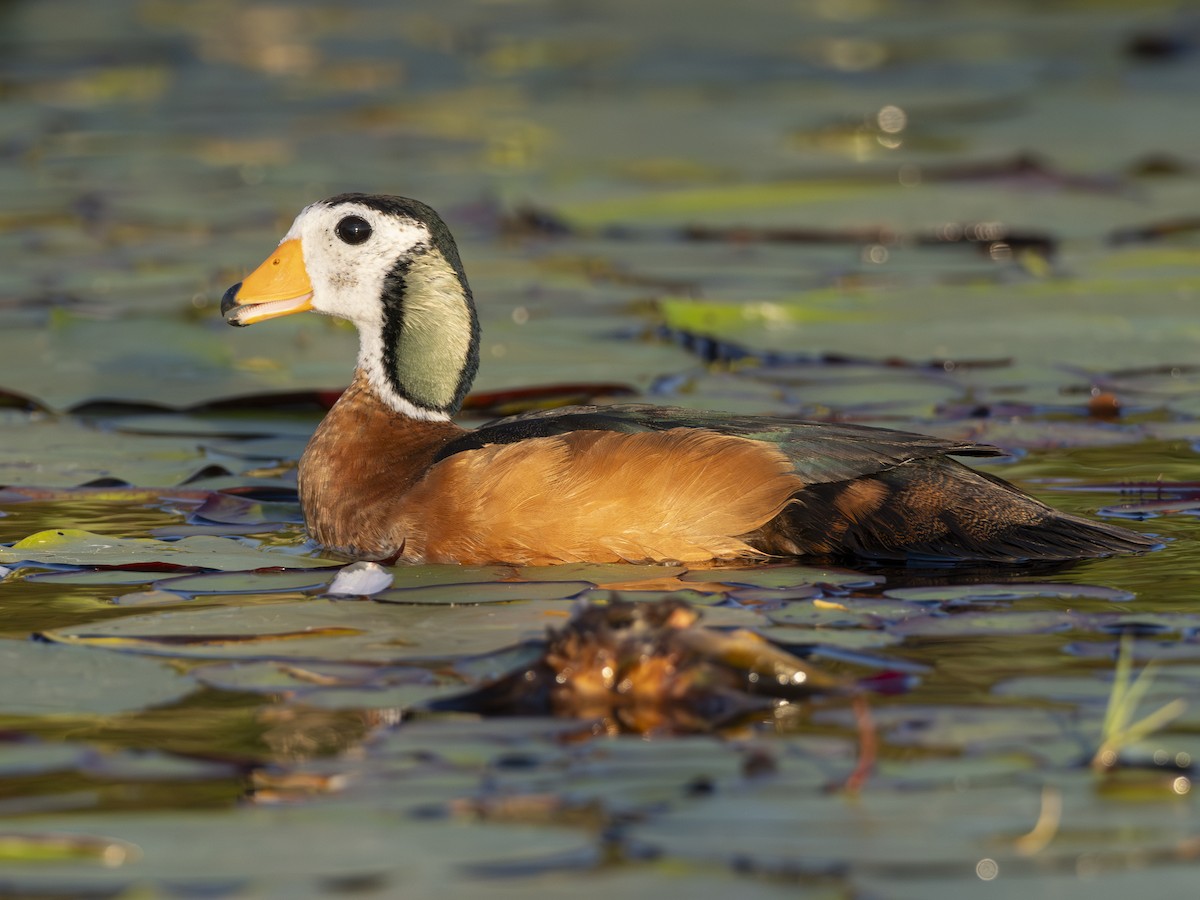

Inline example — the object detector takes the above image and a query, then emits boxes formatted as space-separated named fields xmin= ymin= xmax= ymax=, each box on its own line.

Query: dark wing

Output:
xmin=441 ymin=402 xmax=1001 ymax=485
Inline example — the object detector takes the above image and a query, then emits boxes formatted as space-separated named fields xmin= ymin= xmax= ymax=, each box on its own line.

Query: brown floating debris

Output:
xmin=1087 ymin=391 xmax=1122 ymax=420
xmin=428 ymin=598 xmax=848 ymax=735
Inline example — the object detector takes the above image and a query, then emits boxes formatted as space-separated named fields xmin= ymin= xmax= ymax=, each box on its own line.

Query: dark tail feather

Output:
xmin=756 ymin=458 xmax=1158 ymax=564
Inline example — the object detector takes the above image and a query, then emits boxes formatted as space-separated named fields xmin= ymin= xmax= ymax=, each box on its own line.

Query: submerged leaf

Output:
xmin=38 ymin=599 xmax=580 ymax=663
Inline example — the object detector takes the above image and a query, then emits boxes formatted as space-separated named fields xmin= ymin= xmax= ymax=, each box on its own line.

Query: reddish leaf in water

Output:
xmin=856 ymin=671 xmax=918 ymax=695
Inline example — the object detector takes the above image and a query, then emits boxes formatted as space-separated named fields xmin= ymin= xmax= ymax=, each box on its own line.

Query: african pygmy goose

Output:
xmin=221 ymin=194 xmax=1155 ymax=565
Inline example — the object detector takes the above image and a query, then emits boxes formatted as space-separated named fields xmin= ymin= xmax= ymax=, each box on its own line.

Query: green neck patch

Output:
xmin=379 ymin=247 xmax=480 ymax=416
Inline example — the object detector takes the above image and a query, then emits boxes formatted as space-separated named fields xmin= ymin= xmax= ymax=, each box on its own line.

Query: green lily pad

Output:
xmin=387 ymin=564 xmax=522 ymax=588
xmin=726 ymin=585 xmax=822 ymax=605
xmin=374 ymin=580 xmax=593 ymax=605
xmin=0 ymin=742 xmax=90 ymax=776
xmin=39 ymin=599 xmax=578 ymax=664
xmin=24 ymin=570 xmax=162 ymax=586
xmin=191 ymin=660 xmax=401 ymax=694
xmin=153 ymin=570 xmax=336 ymax=594
xmin=684 ymin=565 xmax=883 ymax=590
xmin=992 ymin=674 xmax=1186 ymax=706
xmin=890 ymin=610 xmax=1114 ymax=637
xmin=0 ymin=530 xmax=341 ymax=571
xmin=191 ymin=659 xmax=453 ymax=710
xmin=0 ymin=415 xmax=251 ymax=487
xmin=767 ymin=598 xmax=932 ymax=628
xmin=0 ymin=808 xmax=588 ymax=894
xmin=884 ymin=582 xmax=1137 ymax=603
xmin=0 ymin=639 xmax=195 ymax=716
xmin=111 ymin=589 xmax=193 ymax=607
xmin=80 ymin=749 xmax=241 ymax=782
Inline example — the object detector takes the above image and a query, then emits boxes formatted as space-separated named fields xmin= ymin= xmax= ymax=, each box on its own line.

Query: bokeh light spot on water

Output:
xmin=877 ymin=105 xmax=907 ymax=134
xmin=975 ymin=858 xmax=999 ymax=880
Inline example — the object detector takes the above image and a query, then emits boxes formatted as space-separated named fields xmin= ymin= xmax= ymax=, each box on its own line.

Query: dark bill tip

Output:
xmin=220 ymin=282 xmax=243 ymax=318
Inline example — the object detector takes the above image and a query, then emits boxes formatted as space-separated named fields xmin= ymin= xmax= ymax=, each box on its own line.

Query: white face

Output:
xmin=283 ymin=200 xmax=431 ymax=328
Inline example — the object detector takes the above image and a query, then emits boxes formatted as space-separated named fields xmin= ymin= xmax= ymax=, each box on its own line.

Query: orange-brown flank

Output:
xmin=300 ymin=371 xmax=803 ymax=565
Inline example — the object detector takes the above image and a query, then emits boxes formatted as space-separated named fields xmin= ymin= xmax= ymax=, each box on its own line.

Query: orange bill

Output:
xmin=221 ymin=238 xmax=314 ymax=326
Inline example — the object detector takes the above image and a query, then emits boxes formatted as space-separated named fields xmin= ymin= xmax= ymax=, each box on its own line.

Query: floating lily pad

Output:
xmin=153 ymin=570 xmax=336 ymax=594
xmin=374 ymin=580 xmax=593 ymax=605
xmin=767 ymin=598 xmax=933 ymax=628
xmin=108 ymin=414 xmax=319 ymax=439
xmin=111 ymin=589 xmax=193 ymax=607
xmin=1065 ymin=640 xmax=1200 ymax=662
xmin=80 ymin=749 xmax=242 ymax=782
xmin=191 ymin=659 xmax=452 ymax=711
xmin=683 ymin=565 xmax=883 ymax=590
xmin=39 ymin=599 xmax=579 ymax=663
xmin=0 ymin=742 xmax=90 ymax=776
xmin=889 ymin=610 xmax=1114 ymax=637
xmin=0 ymin=530 xmax=341 ymax=571
xmin=191 ymin=660 xmax=401 ymax=694
xmin=0 ymin=808 xmax=588 ymax=895
xmin=0 ymin=640 xmax=195 ymax=716
xmin=386 ymin=565 xmax=522 ymax=588
xmin=883 ymin=582 xmax=1137 ymax=604
xmin=726 ymin=585 xmax=822 ymax=605
xmin=992 ymin=674 xmax=1186 ymax=706
xmin=0 ymin=416 xmax=248 ymax=487
xmin=201 ymin=436 xmax=312 ymax=460
xmin=24 ymin=570 xmax=162 ymax=586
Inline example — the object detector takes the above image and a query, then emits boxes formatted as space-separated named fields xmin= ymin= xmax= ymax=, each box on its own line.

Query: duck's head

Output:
xmin=221 ymin=193 xmax=479 ymax=422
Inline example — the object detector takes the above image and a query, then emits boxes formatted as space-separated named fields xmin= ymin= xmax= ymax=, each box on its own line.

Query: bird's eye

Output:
xmin=335 ymin=215 xmax=373 ymax=245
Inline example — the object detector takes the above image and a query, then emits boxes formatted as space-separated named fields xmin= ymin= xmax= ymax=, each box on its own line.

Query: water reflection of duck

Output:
xmin=221 ymin=194 xmax=1155 ymax=566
